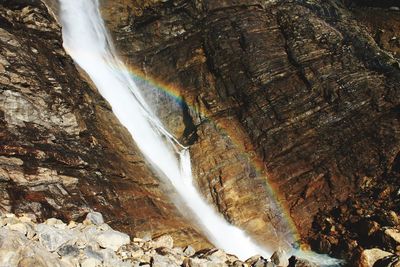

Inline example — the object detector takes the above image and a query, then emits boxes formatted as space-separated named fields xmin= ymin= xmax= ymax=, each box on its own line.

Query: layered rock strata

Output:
xmin=0 ymin=0 xmax=208 ymax=248
xmin=1 ymin=0 xmax=399 ymax=262
xmin=100 ymin=0 xmax=400 ymax=247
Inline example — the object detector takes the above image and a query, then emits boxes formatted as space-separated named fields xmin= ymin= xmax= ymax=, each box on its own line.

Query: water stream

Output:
xmin=58 ymin=1 xmax=345 ymax=265
xmin=59 ymin=0 xmax=270 ymax=260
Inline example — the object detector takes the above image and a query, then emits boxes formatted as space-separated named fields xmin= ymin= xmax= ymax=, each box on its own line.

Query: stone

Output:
xmin=387 ymin=211 xmax=399 ymax=226
xmin=183 ymin=245 xmax=196 ymax=257
xmin=204 ymin=249 xmax=228 ymax=263
xmin=96 ymin=230 xmax=130 ymax=251
xmin=19 ymin=214 xmax=36 ymax=223
xmin=245 ymin=255 xmax=268 ymax=267
xmin=185 ymin=257 xmax=222 ymax=267
xmin=172 ymin=247 xmax=184 ymax=255
xmin=0 ymin=228 xmax=67 ymax=267
xmin=17 ymin=257 xmax=47 ymax=267
xmin=138 ymin=254 xmax=152 ymax=264
xmin=384 ymin=228 xmax=400 ymax=246
xmin=358 ymin=248 xmax=393 ymax=267
xmin=288 ymin=256 xmax=318 ymax=267
xmin=67 ymin=221 xmax=78 ymax=229
xmin=231 ymin=260 xmax=248 ymax=267
xmin=3 ymin=217 xmax=19 ymax=226
xmin=84 ymin=212 xmax=104 ymax=226
xmin=151 ymin=254 xmax=180 ymax=267
xmin=131 ymin=248 xmax=145 ymax=258
xmin=60 ymin=256 xmax=80 ymax=267
xmin=151 ymin=235 xmax=173 ymax=249
xmin=270 ymin=249 xmax=289 ymax=266
xmin=7 ymin=222 xmax=28 ymax=235
xmin=313 ymin=236 xmax=331 ymax=254
xmin=58 ymin=244 xmax=80 ymax=257
xmin=374 ymin=255 xmax=400 ymax=267
xmin=35 ymin=224 xmax=74 ymax=252
xmin=358 ymin=220 xmax=380 ymax=237
xmin=45 ymin=218 xmax=64 ymax=226
xmin=80 ymin=258 xmax=102 ymax=267
xmin=84 ymin=246 xmax=104 ymax=261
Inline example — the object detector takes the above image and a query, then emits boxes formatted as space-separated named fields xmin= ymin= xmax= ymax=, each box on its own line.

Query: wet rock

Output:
xmin=313 ymin=236 xmax=331 ymax=254
xmin=270 ymin=249 xmax=289 ymax=266
xmin=0 ymin=0 xmax=208 ymax=249
xmin=101 ymin=0 xmax=400 ymax=249
xmin=288 ymin=256 xmax=318 ymax=267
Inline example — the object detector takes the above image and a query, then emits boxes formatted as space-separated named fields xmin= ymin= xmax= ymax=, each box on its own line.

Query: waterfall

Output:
xmin=58 ymin=0 xmax=269 ymax=260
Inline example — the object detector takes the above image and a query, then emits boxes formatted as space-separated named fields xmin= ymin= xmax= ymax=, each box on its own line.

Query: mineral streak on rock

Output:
xmin=0 ymin=0 xmax=208 ymax=249
xmin=100 ymin=0 xmax=400 ymax=246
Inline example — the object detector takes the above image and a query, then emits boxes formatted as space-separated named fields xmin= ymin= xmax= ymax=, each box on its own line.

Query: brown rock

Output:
xmin=100 ymin=0 xmax=400 ymax=249
xmin=0 ymin=0 xmax=208 ymax=249
xmin=358 ymin=248 xmax=393 ymax=267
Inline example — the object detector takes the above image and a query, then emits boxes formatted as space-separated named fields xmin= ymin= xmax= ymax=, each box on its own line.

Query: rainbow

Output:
xmin=116 ymin=63 xmax=301 ymax=246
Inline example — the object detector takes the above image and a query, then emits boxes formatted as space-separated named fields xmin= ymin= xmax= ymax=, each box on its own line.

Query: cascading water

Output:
xmin=58 ymin=0 xmax=344 ymax=265
xmin=58 ymin=0 xmax=269 ymax=260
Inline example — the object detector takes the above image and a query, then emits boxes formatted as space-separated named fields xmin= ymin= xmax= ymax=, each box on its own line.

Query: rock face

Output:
xmin=1 ymin=0 xmax=400 ymax=263
xmin=0 ymin=0 xmax=208 ymax=248
xmin=100 ymin=0 xmax=400 ymax=247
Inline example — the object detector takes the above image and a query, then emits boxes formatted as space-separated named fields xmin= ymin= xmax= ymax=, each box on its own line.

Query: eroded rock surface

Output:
xmin=0 ymin=0 xmax=208 ymax=248
xmin=101 ymin=0 xmax=400 ymax=249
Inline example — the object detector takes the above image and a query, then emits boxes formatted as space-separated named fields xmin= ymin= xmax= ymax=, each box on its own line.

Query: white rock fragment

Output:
xmin=152 ymin=254 xmax=180 ymax=267
xmin=35 ymin=224 xmax=74 ymax=252
xmin=7 ymin=222 xmax=28 ymax=235
xmin=183 ymin=245 xmax=196 ymax=257
xmin=80 ymin=257 xmax=102 ymax=267
xmin=151 ymin=235 xmax=173 ymax=249
xmin=84 ymin=212 xmax=104 ymax=226
xmin=96 ymin=230 xmax=130 ymax=251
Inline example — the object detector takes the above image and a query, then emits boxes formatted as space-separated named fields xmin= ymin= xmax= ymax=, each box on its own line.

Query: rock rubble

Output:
xmin=0 ymin=212 xmax=318 ymax=267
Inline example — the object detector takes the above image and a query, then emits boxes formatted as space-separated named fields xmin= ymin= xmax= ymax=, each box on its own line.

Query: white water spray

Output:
xmin=59 ymin=0 xmax=270 ymax=260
